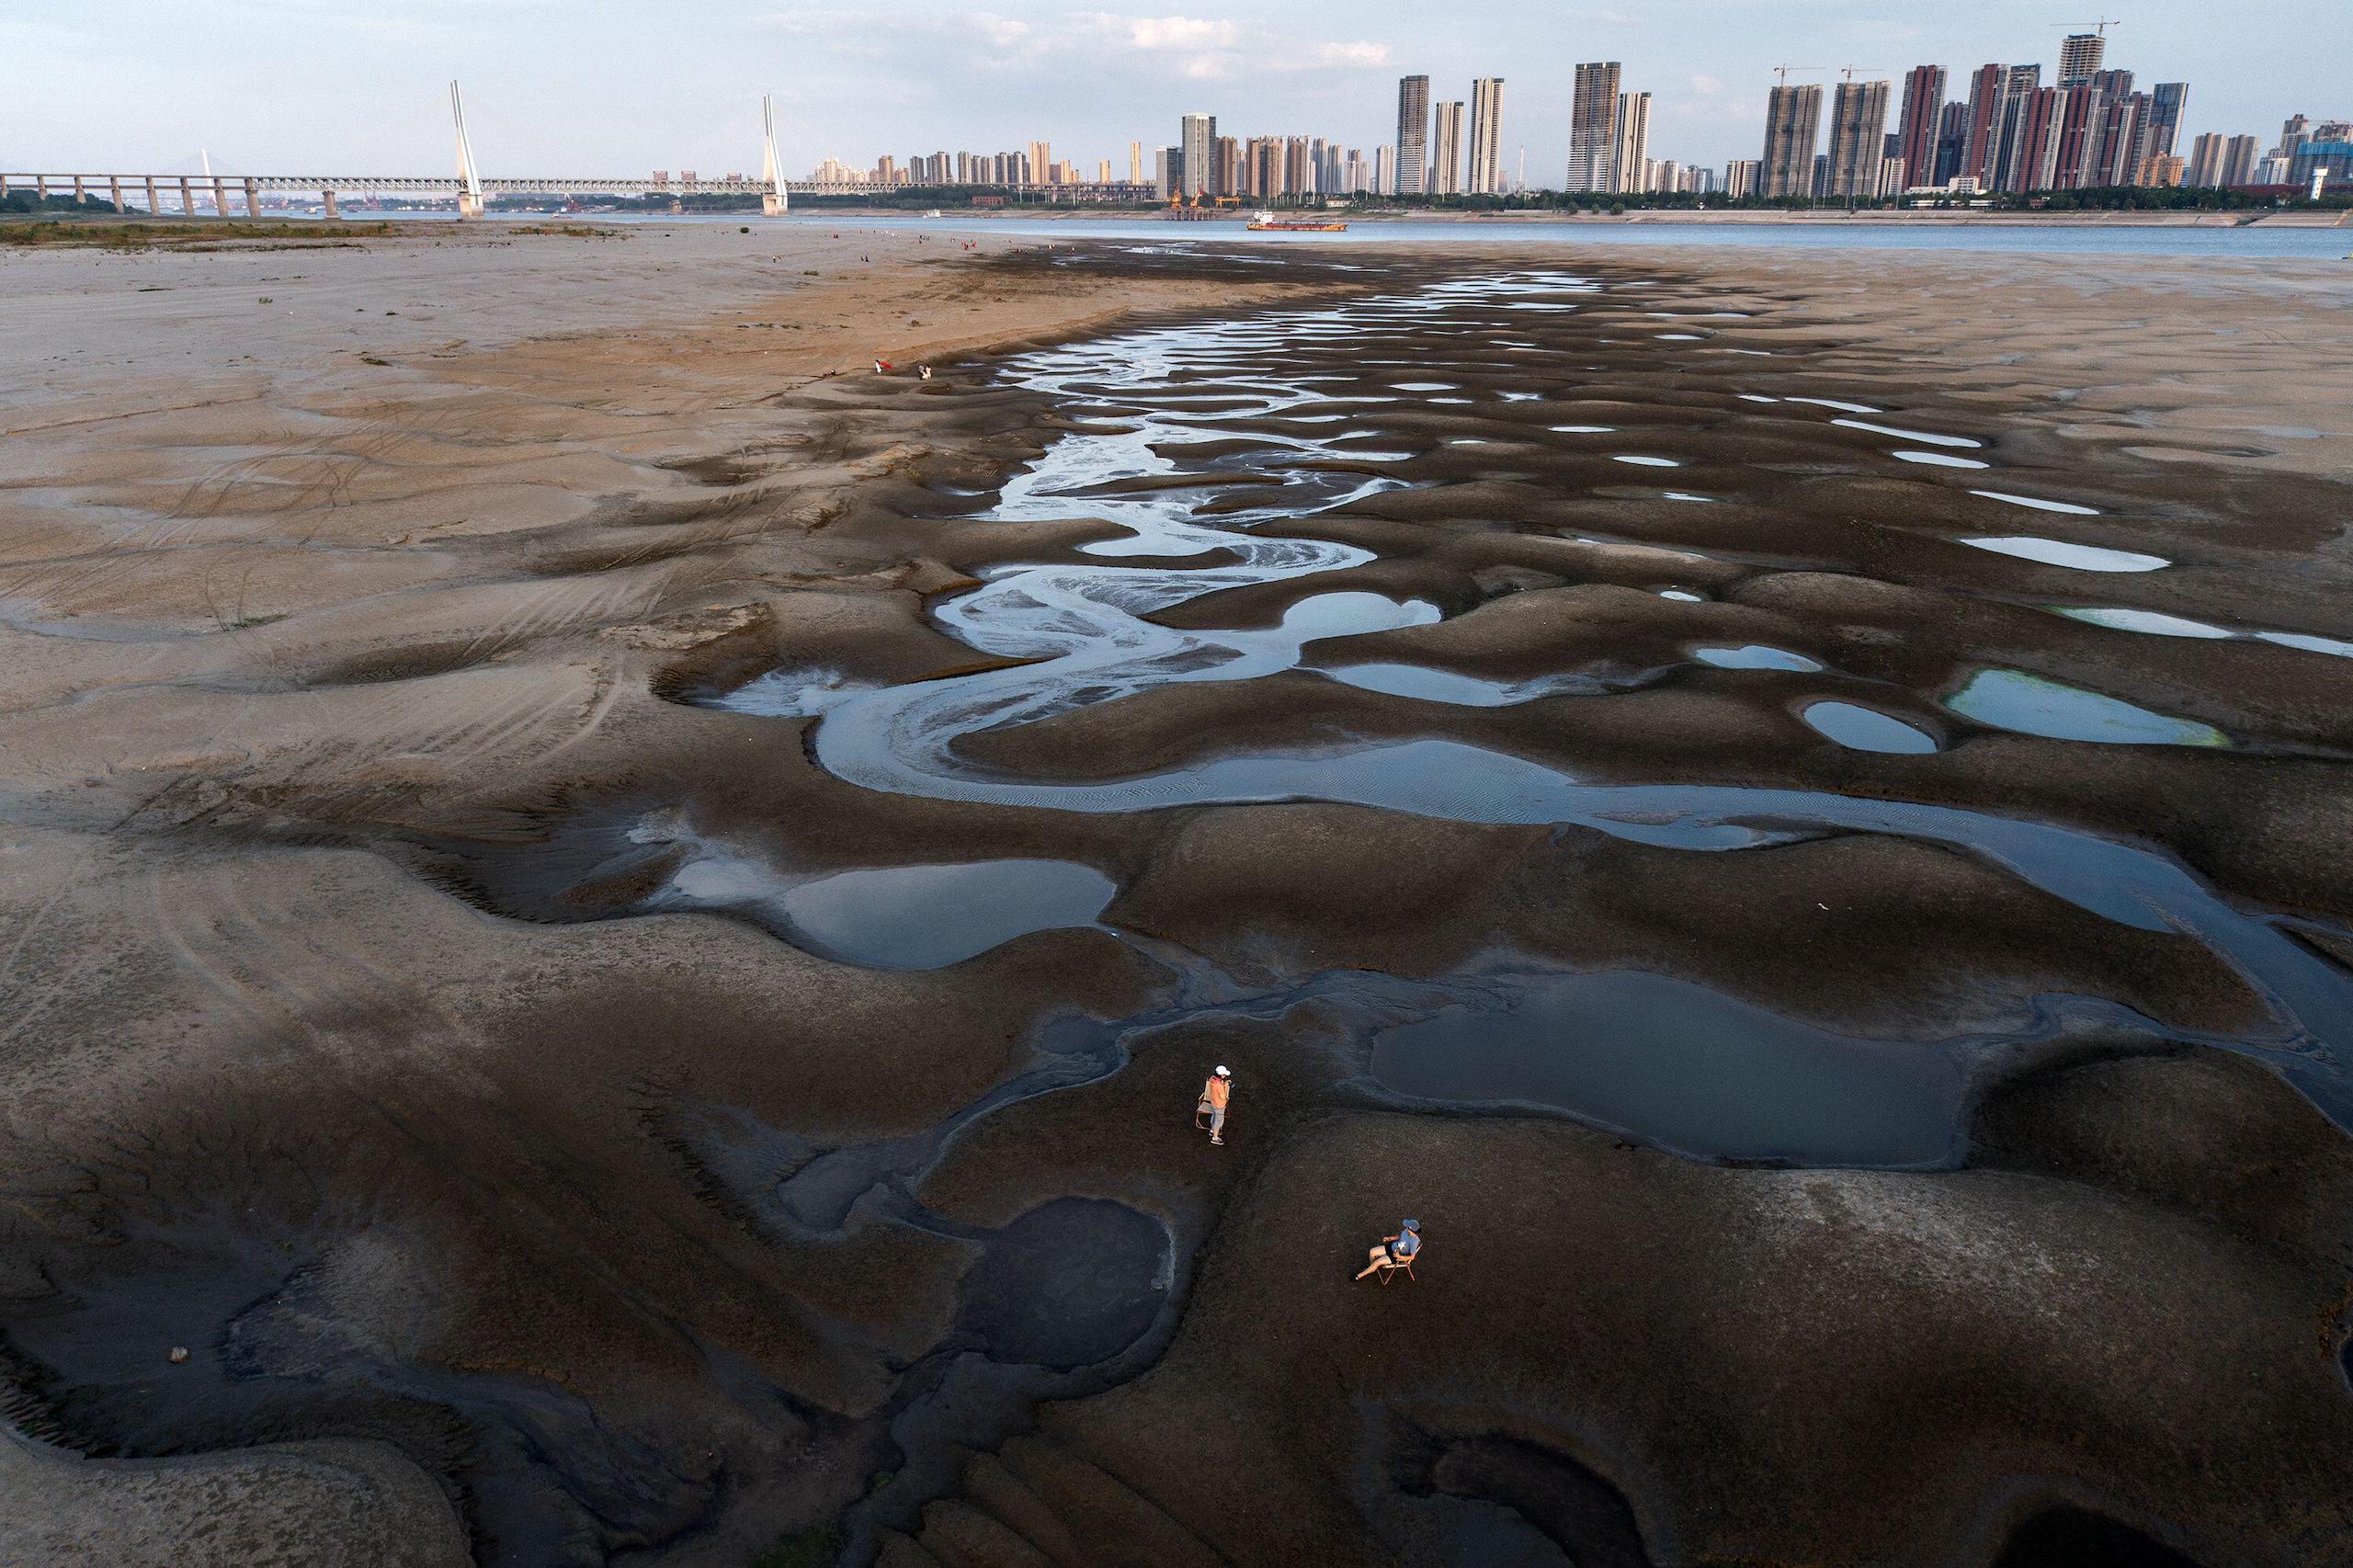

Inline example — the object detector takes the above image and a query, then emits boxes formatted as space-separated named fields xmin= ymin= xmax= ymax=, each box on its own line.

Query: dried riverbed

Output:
xmin=6 ymin=237 xmax=2353 ymax=1567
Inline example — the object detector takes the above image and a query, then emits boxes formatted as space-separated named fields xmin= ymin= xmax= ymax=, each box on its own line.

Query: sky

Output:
xmin=3 ymin=1 xmax=2331 ymax=183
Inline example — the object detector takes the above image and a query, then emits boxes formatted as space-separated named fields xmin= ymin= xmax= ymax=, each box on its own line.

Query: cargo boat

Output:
xmin=1246 ymin=210 xmax=1347 ymax=232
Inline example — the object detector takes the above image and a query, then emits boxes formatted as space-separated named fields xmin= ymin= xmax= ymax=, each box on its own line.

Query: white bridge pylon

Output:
xmin=449 ymin=81 xmax=484 ymax=218
xmin=761 ymin=95 xmax=787 ymax=217
xmin=441 ymin=81 xmax=786 ymax=218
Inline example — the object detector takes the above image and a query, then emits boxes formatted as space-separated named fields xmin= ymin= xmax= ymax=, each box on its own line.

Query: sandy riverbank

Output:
xmin=780 ymin=204 xmax=2353 ymax=227
xmin=4 ymin=227 xmax=2352 ymax=1566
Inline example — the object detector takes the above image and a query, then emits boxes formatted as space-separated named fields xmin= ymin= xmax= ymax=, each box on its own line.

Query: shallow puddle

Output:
xmin=1802 ymin=701 xmax=1939 ymax=754
xmin=1958 ymin=536 xmax=2168 ymax=573
xmin=1694 ymin=644 xmax=1822 ymax=672
xmin=2053 ymin=608 xmax=2353 ymax=660
xmin=1972 ymin=490 xmax=2099 ymax=516
xmin=1833 ymin=418 xmax=1982 ymax=449
xmin=665 ymin=856 xmax=1120 ymax=970
xmin=1324 ymin=663 xmax=1586 ymax=707
xmin=1945 ymin=670 xmax=2228 ymax=748
xmin=2052 ymin=607 xmax=2233 ymax=640
xmin=1369 ymin=970 xmax=1963 ymax=1165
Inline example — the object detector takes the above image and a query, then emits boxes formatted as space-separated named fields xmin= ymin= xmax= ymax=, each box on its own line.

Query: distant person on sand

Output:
xmin=1195 ymin=1065 xmax=1233 ymax=1144
xmin=1355 ymin=1219 xmax=1420 ymax=1280
xmin=872 ymin=358 xmax=892 ymax=374
xmin=919 ymin=364 xmax=933 ymax=381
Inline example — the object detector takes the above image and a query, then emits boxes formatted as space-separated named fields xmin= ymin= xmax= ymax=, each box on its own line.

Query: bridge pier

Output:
xmin=457 ymin=190 xmax=484 ymax=218
xmin=244 ymin=178 xmax=260 ymax=218
xmin=324 ymin=188 xmax=341 ymax=220
xmin=35 ymin=175 xmax=48 ymax=200
xmin=763 ymin=192 xmax=786 ymax=217
xmin=211 ymin=176 xmax=230 ymax=218
xmin=177 ymin=176 xmax=192 ymax=216
xmin=73 ymin=175 xmax=85 ymax=205
xmin=108 ymin=176 xmax=122 ymax=212
xmin=144 ymin=176 xmax=158 ymax=215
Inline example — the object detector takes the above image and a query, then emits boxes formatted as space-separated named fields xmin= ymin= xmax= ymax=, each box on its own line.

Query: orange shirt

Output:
xmin=1204 ymin=1077 xmax=1231 ymax=1109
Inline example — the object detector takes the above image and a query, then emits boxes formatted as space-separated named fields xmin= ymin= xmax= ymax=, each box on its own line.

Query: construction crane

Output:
xmin=1837 ymin=66 xmax=1891 ymax=84
xmin=1770 ymin=64 xmax=1824 ymax=87
xmin=2054 ymin=16 xmax=2123 ymax=34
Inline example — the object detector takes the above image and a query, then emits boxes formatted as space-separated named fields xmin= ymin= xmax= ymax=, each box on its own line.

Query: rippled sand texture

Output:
xmin=4 ymin=233 xmax=2353 ymax=1566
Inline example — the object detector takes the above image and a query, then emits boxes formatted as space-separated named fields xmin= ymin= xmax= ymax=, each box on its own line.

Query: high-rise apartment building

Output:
xmin=1179 ymin=113 xmax=1217 ymax=198
xmin=1986 ymin=65 xmax=2044 ymax=190
xmin=2052 ymin=84 xmax=2105 ymax=187
xmin=1254 ymin=135 xmax=1282 ymax=198
xmin=2289 ymin=136 xmax=2353 ymax=188
xmin=1934 ymin=100 xmax=1972 ymax=185
xmin=1374 ymin=144 xmax=1396 ymax=196
xmin=1287 ymin=135 xmax=1315 ymax=196
xmin=2091 ymin=92 xmax=2152 ymax=187
xmin=1027 ymin=142 xmax=1051 ymax=186
xmin=2145 ymin=83 xmax=2189 ymax=161
xmin=1468 ymin=77 xmax=1506 ymax=194
xmin=2221 ymin=134 xmax=2260 ymax=187
xmin=2057 ymin=31 xmax=2106 ymax=87
xmin=1760 ymin=82 xmax=1824 ymax=198
xmin=2011 ymin=85 xmax=2064 ymax=191
xmin=2185 ymin=131 xmax=2225 ymax=188
xmin=1724 ymin=159 xmax=1761 ymax=199
xmin=1611 ymin=91 xmax=1653 ymax=194
xmin=1961 ymin=64 xmax=2007 ymax=185
xmin=1826 ymin=77 xmax=1893 ymax=197
xmin=1894 ymin=66 xmax=1946 ymax=189
xmin=1396 ymin=75 xmax=1430 ymax=197
xmin=1428 ymin=100 xmax=1465 ymax=194
xmin=1128 ymin=142 xmax=1142 ymax=183
xmin=1568 ymin=62 xmax=1622 ymax=191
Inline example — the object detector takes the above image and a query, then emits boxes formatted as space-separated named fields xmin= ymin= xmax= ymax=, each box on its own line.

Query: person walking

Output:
xmin=1196 ymin=1065 xmax=1233 ymax=1145
xmin=1355 ymin=1219 xmax=1421 ymax=1281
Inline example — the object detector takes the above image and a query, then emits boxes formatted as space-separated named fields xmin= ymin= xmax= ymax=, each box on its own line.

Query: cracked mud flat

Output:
xmin=3 ymin=229 xmax=2353 ymax=1567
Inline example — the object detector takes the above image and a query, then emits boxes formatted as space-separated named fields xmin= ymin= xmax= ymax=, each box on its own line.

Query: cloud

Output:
xmin=753 ymin=9 xmax=1389 ymax=82
xmin=1072 ymin=14 xmax=1242 ymax=50
xmin=751 ymin=6 xmax=871 ymax=32
xmin=972 ymin=12 xmax=1037 ymax=48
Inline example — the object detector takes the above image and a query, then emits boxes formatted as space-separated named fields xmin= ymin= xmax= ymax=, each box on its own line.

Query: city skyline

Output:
xmin=3 ymin=1 xmax=2338 ymax=182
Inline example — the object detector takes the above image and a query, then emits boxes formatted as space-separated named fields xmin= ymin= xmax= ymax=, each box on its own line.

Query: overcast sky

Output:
xmin=4 ymin=1 xmax=2330 ymax=181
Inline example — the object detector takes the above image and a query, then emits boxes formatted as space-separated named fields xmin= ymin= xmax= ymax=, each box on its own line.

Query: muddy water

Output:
xmin=713 ymin=269 xmax=2353 ymax=1153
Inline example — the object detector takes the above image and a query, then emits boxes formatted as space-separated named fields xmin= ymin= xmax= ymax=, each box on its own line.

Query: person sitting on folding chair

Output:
xmin=1355 ymin=1219 xmax=1421 ymax=1282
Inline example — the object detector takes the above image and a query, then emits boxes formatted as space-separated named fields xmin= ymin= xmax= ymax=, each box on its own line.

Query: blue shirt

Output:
xmin=1392 ymin=1230 xmax=1419 ymax=1258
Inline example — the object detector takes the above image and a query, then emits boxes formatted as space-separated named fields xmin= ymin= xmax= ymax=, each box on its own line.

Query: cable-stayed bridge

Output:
xmin=4 ymin=84 xmax=1153 ymax=217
